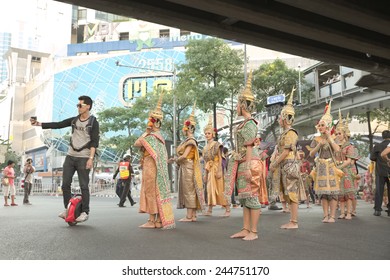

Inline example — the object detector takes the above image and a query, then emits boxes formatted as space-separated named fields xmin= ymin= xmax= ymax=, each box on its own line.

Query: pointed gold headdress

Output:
xmin=281 ymin=86 xmax=296 ymax=124
xmin=344 ymin=112 xmax=351 ymax=137
xmin=203 ymin=114 xmax=214 ymax=134
xmin=319 ymin=100 xmax=333 ymax=127
xmin=336 ymin=109 xmax=345 ymax=132
xmin=149 ymin=90 xmax=164 ymax=121
xmin=239 ymin=70 xmax=255 ymax=102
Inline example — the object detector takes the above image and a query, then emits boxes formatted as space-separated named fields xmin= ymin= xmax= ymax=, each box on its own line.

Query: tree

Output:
xmin=356 ymin=108 xmax=390 ymax=152
xmin=97 ymin=96 xmax=150 ymax=157
xmin=252 ymin=59 xmax=302 ymax=141
xmin=176 ymin=38 xmax=244 ymax=135
xmin=0 ymin=139 xmax=21 ymax=174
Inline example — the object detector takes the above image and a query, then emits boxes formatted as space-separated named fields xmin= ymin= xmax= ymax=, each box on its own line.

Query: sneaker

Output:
xmin=58 ymin=209 xmax=67 ymax=219
xmin=76 ymin=212 xmax=89 ymax=222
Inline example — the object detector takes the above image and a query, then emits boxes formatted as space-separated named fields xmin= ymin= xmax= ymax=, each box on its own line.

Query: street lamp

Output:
xmin=115 ymin=61 xmax=178 ymax=192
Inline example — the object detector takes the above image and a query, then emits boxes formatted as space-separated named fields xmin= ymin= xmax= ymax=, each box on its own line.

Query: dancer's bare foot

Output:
xmin=338 ymin=213 xmax=345 ymax=219
xmin=230 ymin=228 xmax=250 ymax=239
xmin=242 ymin=231 xmax=258 ymax=241
xmin=322 ymin=216 xmax=329 ymax=223
xmin=282 ymin=209 xmax=290 ymax=213
xmin=139 ymin=220 xmax=156 ymax=228
xmin=179 ymin=216 xmax=193 ymax=222
xmin=221 ymin=210 xmax=231 ymax=217
xmin=280 ymin=221 xmax=298 ymax=229
xmin=327 ymin=216 xmax=335 ymax=223
xmin=345 ymin=213 xmax=352 ymax=220
xmin=192 ymin=215 xmax=197 ymax=222
xmin=203 ymin=211 xmax=212 ymax=216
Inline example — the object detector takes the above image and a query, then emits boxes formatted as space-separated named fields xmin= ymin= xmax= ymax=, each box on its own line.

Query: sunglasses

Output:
xmin=76 ymin=103 xmax=88 ymax=108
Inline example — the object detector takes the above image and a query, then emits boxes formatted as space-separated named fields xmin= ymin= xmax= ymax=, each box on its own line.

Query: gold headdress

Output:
xmin=319 ymin=100 xmax=333 ymax=128
xmin=203 ymin=114 xmax=214 ymax=135
xmin=281 ymin=86 xmax=296 ymax=124
xmin=149 ymin=90 xmax=164 ymax=121
xmin=344 ymin=112 xmax=351 ymax=137
xmin=336 ymin=109 xmax=345 ymax=132
xmin=183 ymin=101 xmax=196 ymax=131
xmin=238 ymin=70 xmax=255 ymax=113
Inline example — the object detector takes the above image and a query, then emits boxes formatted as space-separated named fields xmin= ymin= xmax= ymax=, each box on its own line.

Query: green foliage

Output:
xmin=252 ymin=59 xmax=300 ymax=112
xmin=176 ymin=38 xmax=244 ymax=114
xmin=0 ymin=139 xmax=21 ymax=174
xmin=355 ymin=108 xmax=390 ymax=132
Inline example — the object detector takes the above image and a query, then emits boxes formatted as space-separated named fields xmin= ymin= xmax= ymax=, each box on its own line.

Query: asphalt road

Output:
xmin=0 ymin=195 xmax=389 ymax=260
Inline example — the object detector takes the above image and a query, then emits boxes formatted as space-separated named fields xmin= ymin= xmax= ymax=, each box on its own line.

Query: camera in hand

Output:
xmin=30 ymin=116 xmax=37 ymax=124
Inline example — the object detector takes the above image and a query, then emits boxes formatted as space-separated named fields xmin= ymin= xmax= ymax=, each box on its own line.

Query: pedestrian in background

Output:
xmin=370 ymin=130 xmax=390 ymax=216
xmin=2 ymin=160 xmax=17 ymax=206
xmin=113 ymin=154 xmax=136 ymax=207
xmin=23 ymin=158 xmax=35 ymax=205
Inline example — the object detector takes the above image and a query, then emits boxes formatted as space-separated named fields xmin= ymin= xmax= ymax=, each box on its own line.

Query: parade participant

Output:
xmin=344 ymin=113 xmax=360 ymax=216
xmin=309 ymin=101 xmax=342 ymax=223
xmin=169 ymin=103 xmax=204 ymax=222
xmin=30 ymin=95 xmax=99 ymax=223
xmin=270 ymin=86 xmax=305 ymax=229
xmin=23 ymin=158 xmax=35 ymax=205
xmin=202 ymin=116 xmax=230 ymax=216
xmin=226 ymin=71 xmax=264 ymax=241
xmin=134 ymin=92 xmax=175 ymax=229
xmin=298 ymin=150 xmax=314 ymax=208
xmin=334 ymin=110 xmax=359 ymax=220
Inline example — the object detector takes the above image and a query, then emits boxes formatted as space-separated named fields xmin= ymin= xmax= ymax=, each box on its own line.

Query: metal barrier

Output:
xmin=1 ymin=181 xmax=141 ymax=198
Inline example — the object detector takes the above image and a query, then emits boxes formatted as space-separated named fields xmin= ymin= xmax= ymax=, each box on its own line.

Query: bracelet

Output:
xmin=89 ymin=157 xmax=94 ymax=160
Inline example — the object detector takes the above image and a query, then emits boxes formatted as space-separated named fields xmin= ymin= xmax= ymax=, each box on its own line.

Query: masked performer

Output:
xmin=270 ymin=87 xmax=306 ymax=229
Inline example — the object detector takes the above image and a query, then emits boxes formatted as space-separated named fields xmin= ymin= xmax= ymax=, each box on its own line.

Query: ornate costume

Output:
xmin=176 ymin=104 xmax=205 ymax=211
xmin=137 ymin=92 xmax=175 ymax=229
xmin=203 ymin=117 xmax=227 ymax=207
xmin=271 ymin=87 xmax=306 ymax=204
xmin=310 ymin=102 xmax=342 ymax=199
xmin=225 ymin=73 xmax=267 ymax=208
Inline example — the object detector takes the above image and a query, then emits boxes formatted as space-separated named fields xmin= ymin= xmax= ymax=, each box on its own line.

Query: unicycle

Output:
xmin=65 ymin=194 xmax=82 ymax=226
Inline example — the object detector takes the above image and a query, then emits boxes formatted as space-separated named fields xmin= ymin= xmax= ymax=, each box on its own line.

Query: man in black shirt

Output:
xmin=30 ymin=95 xmax=99 ymax=223
xmin=370 ymin=130 xmax=390 ymax=216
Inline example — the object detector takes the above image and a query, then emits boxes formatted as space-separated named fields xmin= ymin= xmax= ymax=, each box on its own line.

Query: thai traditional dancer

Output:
xmin=344 ymin=114 xmax=360 ymax=216
xmin=202 ymin=116 xmax=230 ymax=216
xmin=335 ymin=110 xmax=359 ymax=220
xmin=226 ymin=72 xmax=266 ymax=241
xmin=169 ymin=103 xmax=205 ymax=222
xmin=309 ymin=101 xmax=342 ymax=223
xmin=134 ymin=92 xmax=175 ymax=229
xmin=270 ymin=87 xmax=306 ymax=229
xmin=298 ymin=150 xmax=314 ymax=208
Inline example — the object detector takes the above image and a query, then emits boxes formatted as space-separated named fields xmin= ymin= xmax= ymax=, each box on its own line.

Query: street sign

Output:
xmin=267 ymin=94 xmax=285 ymax=105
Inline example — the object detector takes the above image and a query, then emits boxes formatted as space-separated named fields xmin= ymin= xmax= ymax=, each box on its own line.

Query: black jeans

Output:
xmin=374 ymin=175 xmax=390 ymax=211
xmin=119 ymin=179 xmax=134 ymax=206
xmin=62 ymin=156 xmax=90 ymax=213
xmin=23 ymin=182 xmax=32 ymax=203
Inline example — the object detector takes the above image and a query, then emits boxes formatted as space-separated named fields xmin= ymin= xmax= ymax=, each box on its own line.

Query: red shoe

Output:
xmin=11 ymin=203 xmax=18 ymax=206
